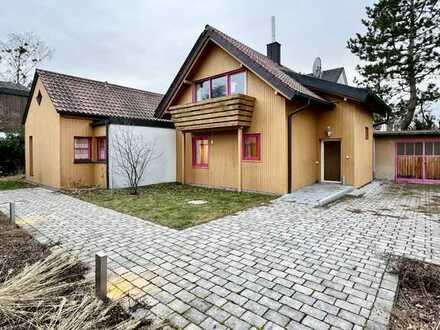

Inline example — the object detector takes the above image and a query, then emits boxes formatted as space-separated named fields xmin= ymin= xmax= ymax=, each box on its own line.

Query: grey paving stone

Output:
xmin=184 ymin=308 xmax=207 ymax=325
xmin=206 ymin=305 xmax=230 ymax=323
xmin=264 ymin=310 xmax=290 ymax=327
xmin=279 ymin=305 xmax=305 ymax=322
xmin=243 ymin=300 xmax=269 ymax=316
xmin=241 ymin=310 xmax=267 ymax=328
xmin=301 ymin=315 xmax=330 ymax=330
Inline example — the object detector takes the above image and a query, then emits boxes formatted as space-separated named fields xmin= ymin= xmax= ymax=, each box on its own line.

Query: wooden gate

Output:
xmin=396 ymin=140 xmax=440 ymax=184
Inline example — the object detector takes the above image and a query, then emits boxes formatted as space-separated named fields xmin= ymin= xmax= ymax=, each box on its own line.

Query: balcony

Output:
xmin=169 ymin=94 xmax=256 ymax=131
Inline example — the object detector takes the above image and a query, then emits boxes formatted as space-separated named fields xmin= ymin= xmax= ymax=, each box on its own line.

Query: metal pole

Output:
xmin=95 ymin=252 xmax=107 ymax=300
xmin=9 ymin=202 xmax=15 ymax=225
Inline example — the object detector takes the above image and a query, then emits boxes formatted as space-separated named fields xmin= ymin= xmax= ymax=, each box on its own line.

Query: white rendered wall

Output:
xmin=108 ymin=124 xmax=176 ymax=189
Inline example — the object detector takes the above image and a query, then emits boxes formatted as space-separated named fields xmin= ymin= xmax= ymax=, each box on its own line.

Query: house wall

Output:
xmin=288 ymin=97 xmax=373 ymax=190
xmin=0 ymin=92 xmax=28 ymax=131
xmin=25 ymin=78 xmax=61 ymax=188
xmin=374 ymin=136 xmax=395 ymax=180
xmin=172 ymin=41 xmax=374 ymax=193
xmin=289 ymin=103 xmax=319 ymax=190
xmin=60 ymin=116 xmax=97 ymax=188
xmin=353 ymin=105 xmax=374 ymax=186
xmin=173 ymin=42 xmax=288 ymax=194
xmin=108 ymin=124 xmax=176 ymax=189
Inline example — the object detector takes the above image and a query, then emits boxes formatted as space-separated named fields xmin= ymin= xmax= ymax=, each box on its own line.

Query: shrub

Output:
xmin=0 ymin=129 xmax=25 ymax=176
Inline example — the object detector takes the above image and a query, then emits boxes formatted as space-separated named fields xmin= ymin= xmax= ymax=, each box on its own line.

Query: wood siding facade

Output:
xmin=0 ymin=90 xmax=28 ymax=131
xmin=171 ymin=42 xmax=375 ymax=194
xmin=25 ymin=77 xmax=107 ymax=189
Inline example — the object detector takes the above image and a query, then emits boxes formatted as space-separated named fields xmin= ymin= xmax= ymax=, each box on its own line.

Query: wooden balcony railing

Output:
xmin=169 ymin=94 xmax=255 ymax=131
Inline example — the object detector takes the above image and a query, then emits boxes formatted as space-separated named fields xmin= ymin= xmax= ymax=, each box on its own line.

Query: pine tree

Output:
xmin=347 ymin=0 xmax=440 ymax=129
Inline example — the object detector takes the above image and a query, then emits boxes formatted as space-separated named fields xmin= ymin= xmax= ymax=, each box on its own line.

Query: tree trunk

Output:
xmin=400 ymin=76 xmax=417 ymax=129
xmin=400 ymin=0 xmax=417 ymax=130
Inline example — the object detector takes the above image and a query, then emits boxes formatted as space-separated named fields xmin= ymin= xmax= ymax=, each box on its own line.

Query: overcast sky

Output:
xmin=2 ymin=0 xmax=378 ymax=93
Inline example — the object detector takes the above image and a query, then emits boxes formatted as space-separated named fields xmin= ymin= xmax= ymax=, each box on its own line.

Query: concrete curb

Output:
xmin=315 ymin=186 xmax=354 ymax=207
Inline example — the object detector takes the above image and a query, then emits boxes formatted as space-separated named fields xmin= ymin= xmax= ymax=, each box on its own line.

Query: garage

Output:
xmin=374 ymin=130 xmax=440 ymax=184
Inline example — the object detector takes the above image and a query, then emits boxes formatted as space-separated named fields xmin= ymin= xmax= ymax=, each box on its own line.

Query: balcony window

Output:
xmin=194 ymin=70 xmax=246 ymax=102
xmin=230 ymin=71 xmax=245 ymax=94
xmin=211 ymin=76 xmax=227 ymax=98
xmin=196 ymin=80 xmax=210 ymax=101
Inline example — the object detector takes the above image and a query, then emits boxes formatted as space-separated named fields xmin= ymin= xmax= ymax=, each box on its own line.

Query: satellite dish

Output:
xmin=312 ymin=57 xmax=322 ymax=78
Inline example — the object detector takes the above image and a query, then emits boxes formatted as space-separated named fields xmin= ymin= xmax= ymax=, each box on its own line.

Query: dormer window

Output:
xmin=36 ymin=90 xmax=42 ymax=105
xmin=194 ymin=70 xmax=246 ymax=102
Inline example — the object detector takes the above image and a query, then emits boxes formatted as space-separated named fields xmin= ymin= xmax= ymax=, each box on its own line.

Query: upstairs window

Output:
xmin=211 ymin=76 xmax=227 ymax=98
xmin=96 ymin=137 xmax=106 ymax=161
xmin=365 ymin=127 xmax=369 ymax=140
xmin=74 ymin=137 xmax=92 ymax=162
xmin=230 ymin=71 xmax=245 ymax=94
xmin=243 ymin=133 xmax=261 ymax=161
xmin=196 ymin=80 xmax=210 ymax=101
xmin=192 ymin=135 xmax=209 ymax=168
xmin=194 ymin=70 xmax=245 ymax=102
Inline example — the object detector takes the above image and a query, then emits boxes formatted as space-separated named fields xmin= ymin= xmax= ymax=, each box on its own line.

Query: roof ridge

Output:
xmin=36 ymin=69 xmax=163 ymax=96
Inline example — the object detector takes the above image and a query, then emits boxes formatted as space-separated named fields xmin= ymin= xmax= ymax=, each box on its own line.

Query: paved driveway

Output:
xmin=1 ymin=181 xmax=439 ymax=329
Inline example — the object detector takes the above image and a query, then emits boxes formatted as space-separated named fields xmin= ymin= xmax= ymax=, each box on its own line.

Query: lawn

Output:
xmin=0 ymin=178 xmax=35 ymax=190
xmin=75 ymin=183 xmax=276 ymax=229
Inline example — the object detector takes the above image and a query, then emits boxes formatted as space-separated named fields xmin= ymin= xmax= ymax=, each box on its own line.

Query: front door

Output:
xmin=322 ymin=140 xmax=341 ymax=182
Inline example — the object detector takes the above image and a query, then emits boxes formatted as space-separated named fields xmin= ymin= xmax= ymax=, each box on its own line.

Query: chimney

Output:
xmin=267 ymin=16 xmax=281 ymax=64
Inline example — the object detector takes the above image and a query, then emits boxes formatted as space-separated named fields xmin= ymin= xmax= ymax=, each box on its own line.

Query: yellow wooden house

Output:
xmin=155 ymin=25 xmax=389 ymax=194
xmin=23 ymin=70 xmax=168 ymax=189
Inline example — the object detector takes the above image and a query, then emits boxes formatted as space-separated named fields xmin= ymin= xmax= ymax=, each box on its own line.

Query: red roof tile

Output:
xmin=37 ymin=69 xmax=164 ymax=120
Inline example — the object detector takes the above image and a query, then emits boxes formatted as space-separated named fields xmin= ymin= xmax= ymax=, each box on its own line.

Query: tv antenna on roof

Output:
xmin=312 ymin=57 xmax=322 ymax=78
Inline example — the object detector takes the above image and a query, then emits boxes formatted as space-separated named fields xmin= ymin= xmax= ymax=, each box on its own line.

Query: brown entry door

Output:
xmin=323 ymin=140 xmax=341 ymax=182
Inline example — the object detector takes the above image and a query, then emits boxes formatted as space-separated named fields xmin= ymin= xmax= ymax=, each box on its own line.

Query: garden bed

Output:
xmin=0 ymin=212 xmax=153 ymax=329
xmin=73 ymin=183 xmax=276 ymax=229
xmin=390 ymin=258 xmax=440 ymax=329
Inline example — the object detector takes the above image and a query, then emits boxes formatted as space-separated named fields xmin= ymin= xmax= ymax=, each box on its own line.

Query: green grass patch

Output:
xmin=0 ymin=179 xmax=34 ymax=190
xmin=75 ymin=183 xmax=276 ymax=229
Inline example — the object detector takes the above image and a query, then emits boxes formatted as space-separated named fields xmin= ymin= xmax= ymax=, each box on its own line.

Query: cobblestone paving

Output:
xmin=0 ymin=181 xmax=439 ymax=329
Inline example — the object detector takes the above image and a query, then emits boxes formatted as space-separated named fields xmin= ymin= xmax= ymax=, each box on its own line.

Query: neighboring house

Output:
xmin=23 ymin=70 xmax=175 ymax=189
xmin=374 ymin=130 xmax=440 ymax=184
xmin=0 ymin=81 xmax=29 ymax=131
xmin=155 ymin=25 xmax=389 ymax=194
xmin=307 ymin=67 xmax=348 ymax=85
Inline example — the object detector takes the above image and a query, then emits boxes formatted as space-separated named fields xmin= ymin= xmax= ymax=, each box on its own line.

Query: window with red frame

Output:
xmin=194 ymin=70 xmax=245 ymax=102
xmin=192 ymin=135 xmax=209 ymax=168
xmin=243 ymin=133 xmax=261 ymax=161
xmin=96 ymin=137 xmax=106 ymax=161
xmin=74 ymin=137 xmax=92 ymax=162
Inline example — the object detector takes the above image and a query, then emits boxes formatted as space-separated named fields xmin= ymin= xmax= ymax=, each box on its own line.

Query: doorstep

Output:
xmin=280 ymin=183 xmax=354 ymax=207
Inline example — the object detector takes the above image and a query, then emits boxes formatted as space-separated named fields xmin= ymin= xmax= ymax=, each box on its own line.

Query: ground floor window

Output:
xmin=192 ymin=135 xmax=209 ymax=168
xmin=243 ymin=133 xmax=261 ymax=161
xmin=96 ymin=137 xmax=106 ymax=161
xmin=74 ymin=137 xmax=92 ymax=162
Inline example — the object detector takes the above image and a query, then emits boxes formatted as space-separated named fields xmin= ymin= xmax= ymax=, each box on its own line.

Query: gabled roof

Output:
xmin=155 ymin=25 xmax=333 ymax=118
xmin=155 ymin=25 xmax=390 ymax=118
xmin=307 ymin=67 xmax=347 ymax=84
xmin=0 ymin=81 xmax=29 ymax=97
xmin=23 ymin=69 xmax=167 ymax=124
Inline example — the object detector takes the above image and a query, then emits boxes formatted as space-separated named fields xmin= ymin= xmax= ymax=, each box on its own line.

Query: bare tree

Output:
xmin=0 ymin=32 xmax=53 ymax=85
xmin=112 ymin=127 xmax=161 ymax=195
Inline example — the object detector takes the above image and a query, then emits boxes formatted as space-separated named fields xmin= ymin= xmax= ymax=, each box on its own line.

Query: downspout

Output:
xmin=105 ymin=120 xmax=110 ymax=189
xmin=287 ymin=98 xmax=311 ymax=193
